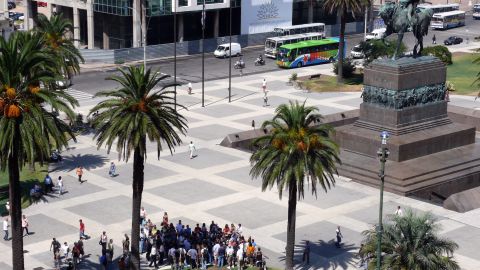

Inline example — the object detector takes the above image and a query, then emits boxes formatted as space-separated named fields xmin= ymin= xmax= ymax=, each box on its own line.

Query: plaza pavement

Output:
xmin=2 ymin=64 xmax=480 ymax=270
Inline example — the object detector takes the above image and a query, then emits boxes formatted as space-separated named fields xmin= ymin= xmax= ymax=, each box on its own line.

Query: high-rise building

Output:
xmin=23 ymin=0 xmax=364 ymax=49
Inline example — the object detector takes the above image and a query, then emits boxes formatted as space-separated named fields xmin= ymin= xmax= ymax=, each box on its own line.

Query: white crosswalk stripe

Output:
xmin=65 ymin=88 xmax=94 ymax=101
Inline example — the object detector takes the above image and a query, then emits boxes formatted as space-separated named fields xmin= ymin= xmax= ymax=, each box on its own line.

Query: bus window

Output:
xmin=289 ymin=49 xmax=297 ymax=61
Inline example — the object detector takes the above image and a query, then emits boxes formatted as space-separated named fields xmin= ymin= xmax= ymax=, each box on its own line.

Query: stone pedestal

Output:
xmin=335 ymin=56 xmax=478 ymax=199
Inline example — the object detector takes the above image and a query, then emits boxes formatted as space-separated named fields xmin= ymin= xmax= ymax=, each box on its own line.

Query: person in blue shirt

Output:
xmin=44 ymin=174 xmax=53 ymax=193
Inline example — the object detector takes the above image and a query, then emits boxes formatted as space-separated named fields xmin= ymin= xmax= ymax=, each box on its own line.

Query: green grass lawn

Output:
xmin=447 ymin=53 xmax=480 ymax=95
xmin=0 ymin=163 xmax=49 ymax=216
xmin=302 ymin=73 xmax=363 ymax=92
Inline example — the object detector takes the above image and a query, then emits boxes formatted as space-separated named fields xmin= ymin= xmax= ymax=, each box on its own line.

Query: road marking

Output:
xmin=65 ymin=88 xmax=94 ymax=101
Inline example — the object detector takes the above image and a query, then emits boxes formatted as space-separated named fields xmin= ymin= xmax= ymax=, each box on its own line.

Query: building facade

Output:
xmin=23 ymin=0 xmax=363 ymax=50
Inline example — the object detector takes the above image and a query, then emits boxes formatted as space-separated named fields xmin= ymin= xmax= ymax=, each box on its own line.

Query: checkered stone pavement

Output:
xmin=1 ymin=64 xmax=480 ymax=270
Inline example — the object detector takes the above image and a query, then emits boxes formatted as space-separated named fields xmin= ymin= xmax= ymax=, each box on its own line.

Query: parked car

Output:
xmin=444 ymin=36 xmax=463 ymax=45
xmin=9 ymin=12 xmax=24 ymax=21
xmin=365 ymin=28 xmax=386 ymax=40
xmin=350 ymin=44 xmax=364 ymax=59
xmin=214 ymin=43 xmax=241 ymax=58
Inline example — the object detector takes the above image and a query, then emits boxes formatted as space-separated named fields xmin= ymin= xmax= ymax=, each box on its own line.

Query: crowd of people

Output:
xmin=47 ymin=207 xmax=267 ymax=270
xmin=136 ymin=209 xmax=268 ymax=269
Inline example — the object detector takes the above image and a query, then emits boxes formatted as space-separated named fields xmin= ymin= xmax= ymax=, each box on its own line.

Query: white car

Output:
xmin=365 ymin=28 xmax=386 ymax=40
xmin=214 ymin=43 xmax=241 ymax=58
xmin=350 ymin=45 xmax=364 ymax=59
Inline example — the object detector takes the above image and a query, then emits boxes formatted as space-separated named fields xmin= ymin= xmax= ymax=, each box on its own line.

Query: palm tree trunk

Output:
xmin=130 ymin=142 xmax=145 ymax=270
xmin=337 ymin=9 xmax=346 ymax=83
xmin=9 ymin=122 xmax=24 ymax=270
xmin=285 ymin=181 xmax=298 ymax=270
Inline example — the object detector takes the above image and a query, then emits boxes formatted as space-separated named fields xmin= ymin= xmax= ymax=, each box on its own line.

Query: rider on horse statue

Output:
xmin=379 ymin=0 xmax=433 ymax=59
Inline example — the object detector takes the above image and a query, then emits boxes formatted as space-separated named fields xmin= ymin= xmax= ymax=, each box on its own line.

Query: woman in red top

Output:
xmin=223 ymin=224 xmax=230 ymax=236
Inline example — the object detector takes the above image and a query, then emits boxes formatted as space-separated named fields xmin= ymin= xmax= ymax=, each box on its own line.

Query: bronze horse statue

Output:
xmin=379 ymin=1 xmax=433 ymax=59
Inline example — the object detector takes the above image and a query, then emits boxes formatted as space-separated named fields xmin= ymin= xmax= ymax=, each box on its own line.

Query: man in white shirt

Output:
xmin=3 ymin=217 xmax=9 ymax=241
xmin=237 ymin=224 xmax=243 ymax=236
xmin=212 ymin=241 xmax=220 ymax=266
xmin=236 ymin=246 xmax=244 ymax=269
xmin=262 ymin=78 xmax=267 ymax=93
xmin=61 ymin=242 xmax=70 ymax=260
xmin=395 ymin=206 xmax=403 ymax=216
xmin=189 ymin=141 xmax=196 ymax=159
xmin=226 ymin=245 xmax=234 ymax=269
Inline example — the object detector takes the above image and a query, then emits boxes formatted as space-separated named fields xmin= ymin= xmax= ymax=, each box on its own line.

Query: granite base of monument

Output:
xmin=335 ymin=56 xmax=480 ymax=202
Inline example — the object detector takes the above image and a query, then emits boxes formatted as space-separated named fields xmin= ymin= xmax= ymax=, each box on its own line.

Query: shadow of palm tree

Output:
xmin=49 ymin=154 xmax=110 ymax=173
xmin=275 ymin=239 xmax=358 ymax=270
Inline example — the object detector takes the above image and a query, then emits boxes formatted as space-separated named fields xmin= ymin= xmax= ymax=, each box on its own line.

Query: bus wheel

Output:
xmin=297 ymin=62 xmax=303 ymax=68
xmin=329 ymin=57 xmax=335 ymax=63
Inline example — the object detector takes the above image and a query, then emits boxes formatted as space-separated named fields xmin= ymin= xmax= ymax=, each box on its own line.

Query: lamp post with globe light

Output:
xmin=376 ymin=131 xmax=389 ymax=270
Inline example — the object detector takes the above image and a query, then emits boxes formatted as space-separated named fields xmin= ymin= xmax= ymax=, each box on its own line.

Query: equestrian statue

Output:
xmin=379 ymin=0 xmax=433 ymax=59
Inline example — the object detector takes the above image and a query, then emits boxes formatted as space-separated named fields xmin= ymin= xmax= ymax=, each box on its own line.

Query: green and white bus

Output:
xmin=276 ymin=38 xmax=341 ymax=68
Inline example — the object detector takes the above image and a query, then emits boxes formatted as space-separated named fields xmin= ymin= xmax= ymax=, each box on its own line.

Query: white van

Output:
xmin=365 ymin=28 xmax=386 ymax=40
xmin=214 ymin=43 xmax=241 ymax=58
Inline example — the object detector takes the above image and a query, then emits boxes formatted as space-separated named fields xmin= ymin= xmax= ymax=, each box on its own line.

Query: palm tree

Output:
xmin=89 ymin=66 xmax=187 ymax=270
xmin=35 ymin=13 xmax=84 ymax=83
xmin=324 ymin=0 xmax=368 ymax=83
xmin=359 ymin=209 xmax=460 ymax=270
xmin=0 ymin=31 xmax=78 ymax=270
xmin=250 ymin=101 xmax=341 ymax=269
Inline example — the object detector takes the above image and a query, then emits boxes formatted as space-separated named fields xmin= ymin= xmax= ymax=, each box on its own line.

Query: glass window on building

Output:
xmin=179 ymin=0 xmax=188 ymax=6
xmin=292 ymin=0 xmax=362 ymax=25
xmin=197 ymin=0 xmax=224 ymax=5
xmin=94 ymin=0 xmax=132 ymax=16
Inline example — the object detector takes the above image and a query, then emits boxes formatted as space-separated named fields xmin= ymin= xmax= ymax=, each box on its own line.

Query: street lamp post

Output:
xmin=201 ymin=2 xmax=205 ymax=107
xmin=228 ymin=0 xmax=232 ymax=103
xmin=174 ymin=4 xmax=177 ymax=110
xmin=376 ymin=131 xmax=389 ymax=270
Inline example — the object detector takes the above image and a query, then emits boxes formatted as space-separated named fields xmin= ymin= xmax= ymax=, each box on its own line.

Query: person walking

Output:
xmin=263 ymin=90 xmax=269 ymax=107
xmin=432 ymin=34 xmax=436 ymax=44
xmin=395 ymin=205 xmax=403 ymax=216
xmin=262 ymin=78 xmax=267 ymax=94
xmin=188 ymin=82 xmax=193 ymax=95
xmin=76 ymin=166 xmax=84 ymax=183
xmin=3 ymin=217 xmax=9 ymax=241
xmin=44 ymin=174 xmax=53 ymax=193
xmin=107 ymin=238 xmax=114 ymax=260
xmin=22 ymin=214 xmax=29 ymax=236
xmin=109 ymin=162 xmax=116 ymax=177
xmin=302 ymin=240 xmax=310 ymax=264
xmin=335 ymin=226 xmax=343 ymax=248
xmin=57 ymin=176 xmax=64 ymax=195
xmin=149 ymin=245 xmax=158 ymax=268
xmin=79 ymin=219 xmax=88 ymax=239
xmin=100 ymin=231 xmax=108 ymax=255
xmin=189 ymin=141 xmax=196 ymax=159
xmin=122 ymin=234 xmax=130 ymax=255
xmin=51 ymin=238 xmax=61 ymax=259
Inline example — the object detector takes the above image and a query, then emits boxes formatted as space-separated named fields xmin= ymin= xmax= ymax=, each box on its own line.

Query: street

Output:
xmin=72 ymin=15 xmax=480 ymax=95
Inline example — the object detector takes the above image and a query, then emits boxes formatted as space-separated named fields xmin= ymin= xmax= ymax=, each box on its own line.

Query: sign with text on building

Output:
xmin=241 ymin=0 xmax=293 ymax=35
